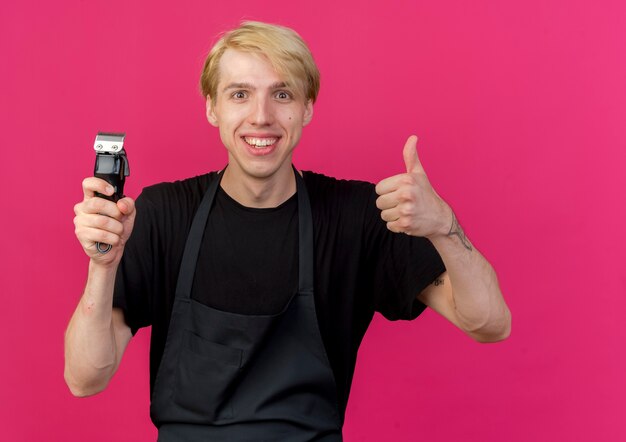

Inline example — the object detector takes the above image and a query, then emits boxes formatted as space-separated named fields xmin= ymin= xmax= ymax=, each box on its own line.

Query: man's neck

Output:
xmin=220 ymin=164 xmax=297 ymax=208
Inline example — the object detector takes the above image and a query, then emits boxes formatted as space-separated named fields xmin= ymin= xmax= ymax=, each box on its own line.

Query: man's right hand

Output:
xmin=74 ymin=177 xmax=136 ymax=265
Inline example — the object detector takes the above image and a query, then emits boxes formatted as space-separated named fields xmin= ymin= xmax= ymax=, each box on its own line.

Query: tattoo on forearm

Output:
xmin=447 ymin=213 xmax=473 ymax=251
xmin=433 ymin=278 xmax=444 ymax=286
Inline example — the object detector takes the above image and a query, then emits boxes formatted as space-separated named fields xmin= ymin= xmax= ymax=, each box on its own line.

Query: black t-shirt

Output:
xmin=113 ymin=170 xmax=446 ymax=415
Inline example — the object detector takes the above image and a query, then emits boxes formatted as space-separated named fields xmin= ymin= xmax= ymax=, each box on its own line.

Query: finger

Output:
xmin=380 ymin=207 xmax=401 ymax=223
xmin=82 ymin=177 xmax=115 ymax=199
xmin=82 ymin=197 xmax=124 ymax=219
xmin=403 ymin=135 xmax=424 ymax=174
xmin=75 ymin=213 xmax=124 ymax=236
xmin=385 ymin=220 xmax=407 ymax=234
xmin=76 ymin=226 xmax=121 ymax=248
xmin=375 ymin=192 xmax=399 ymax=211
xmin=375 ymin=173 xmax=409 ymax=196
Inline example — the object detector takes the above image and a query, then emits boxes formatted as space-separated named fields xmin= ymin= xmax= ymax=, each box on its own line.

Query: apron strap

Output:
xmin=174 ymin=170 xmax=223 ymax=301
xmin=294 ymin=168 xmax=314 ymax=295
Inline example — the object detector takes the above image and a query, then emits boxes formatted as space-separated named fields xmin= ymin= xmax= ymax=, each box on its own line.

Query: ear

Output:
xmin=302 ymin=100 xmax=313 ymax=127
xmin=206 ymin=95 xmax=219 ymax=127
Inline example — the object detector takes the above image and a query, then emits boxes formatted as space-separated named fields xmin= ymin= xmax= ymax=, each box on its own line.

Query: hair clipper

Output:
xmin=93 ymin=132 xmax=130 ymax=253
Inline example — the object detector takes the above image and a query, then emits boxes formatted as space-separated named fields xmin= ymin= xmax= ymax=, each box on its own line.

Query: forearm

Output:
xmin=429 ymin=212 xmax=510 ymax=340
xmin=64 ymin=261 xmax=121 ymax=396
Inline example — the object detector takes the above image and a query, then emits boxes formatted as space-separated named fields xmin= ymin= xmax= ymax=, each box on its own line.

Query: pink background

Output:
xmin=2 ymin=0 xmax=625 ymax=440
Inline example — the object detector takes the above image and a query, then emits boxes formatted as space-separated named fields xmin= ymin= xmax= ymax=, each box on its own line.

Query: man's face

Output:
xmin=206 ymin=49 xmax=313 ymax=181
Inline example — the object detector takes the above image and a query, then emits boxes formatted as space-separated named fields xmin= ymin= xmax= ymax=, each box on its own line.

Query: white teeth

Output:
xmin=244 ymin=137 xmax=278 ymax=148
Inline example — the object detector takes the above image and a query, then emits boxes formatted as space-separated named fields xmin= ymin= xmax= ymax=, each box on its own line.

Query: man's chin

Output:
xmin=228 ymin=163 xmax=286 ymax=182
xmin=229 ymin=155 xmax=294 ymax=180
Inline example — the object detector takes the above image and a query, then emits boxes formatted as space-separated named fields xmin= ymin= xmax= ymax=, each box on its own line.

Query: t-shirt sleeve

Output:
xmin=112 ymin=191 xmax=155 ymax=334
xmin=362 ymin=186 xmax=446 ymax=321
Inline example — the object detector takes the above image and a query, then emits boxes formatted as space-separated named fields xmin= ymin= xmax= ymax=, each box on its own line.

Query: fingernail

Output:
xmin=106 ymin=185 xmax=114 ymax=194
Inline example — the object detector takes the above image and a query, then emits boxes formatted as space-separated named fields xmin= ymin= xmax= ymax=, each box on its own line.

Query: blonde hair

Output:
xmin=200 ymin=21 xmax=320 ymax=103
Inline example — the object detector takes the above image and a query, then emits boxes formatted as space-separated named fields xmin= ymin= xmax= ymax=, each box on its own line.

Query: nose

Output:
xmin=248 ymin=96 xmax=273 ymax=126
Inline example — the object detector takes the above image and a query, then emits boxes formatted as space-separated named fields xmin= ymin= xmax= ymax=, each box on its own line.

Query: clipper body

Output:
xmin=93 ymin=132 xmax=130 ymax=253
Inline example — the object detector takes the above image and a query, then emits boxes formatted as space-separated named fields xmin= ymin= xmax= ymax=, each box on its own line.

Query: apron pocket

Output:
xmin=174 ymin=330 xmax=243 ymax=422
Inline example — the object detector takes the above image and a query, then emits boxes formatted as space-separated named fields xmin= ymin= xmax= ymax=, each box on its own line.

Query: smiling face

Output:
xmin=206 ymin=49 xmax=313 ymax=185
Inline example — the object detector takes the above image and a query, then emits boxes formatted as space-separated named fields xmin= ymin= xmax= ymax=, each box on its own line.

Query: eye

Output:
xmin=275 ymin=90 xmax=292 ymax=101
xmin=231 ymin=91 xmax=247 ymax=100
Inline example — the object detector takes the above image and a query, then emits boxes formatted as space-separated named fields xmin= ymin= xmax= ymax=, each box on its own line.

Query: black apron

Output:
xmin=150 ymin=168 xmax=343 ymax=441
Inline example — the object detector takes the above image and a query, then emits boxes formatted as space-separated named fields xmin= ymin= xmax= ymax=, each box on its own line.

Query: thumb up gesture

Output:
xmin=375 ymin=136 xmax=451 ymax=238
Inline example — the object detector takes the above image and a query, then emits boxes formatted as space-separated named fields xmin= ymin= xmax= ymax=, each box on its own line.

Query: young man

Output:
xmin=66 ymin=21 xmax=510 ymax=441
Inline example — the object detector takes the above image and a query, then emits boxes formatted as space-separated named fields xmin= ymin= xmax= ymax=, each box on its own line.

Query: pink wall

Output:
xmin=2 ymin=0 xmax=625 ymax=440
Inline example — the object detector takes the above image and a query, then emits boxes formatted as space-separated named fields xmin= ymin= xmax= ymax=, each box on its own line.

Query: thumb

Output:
xmin=118 ymin=197 xmax=135 ymax=215
xmin=403 ymin=135 xmax=423 ymax=173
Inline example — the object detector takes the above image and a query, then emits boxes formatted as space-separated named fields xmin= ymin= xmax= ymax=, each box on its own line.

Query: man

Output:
xmin=66 ymin=21 xmax=510 ymax=441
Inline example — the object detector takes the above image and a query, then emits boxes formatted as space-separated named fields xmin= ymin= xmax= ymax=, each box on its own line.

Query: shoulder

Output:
xmin=132 ymin=172 xmax=220 ymax=232
xmin=302 ymin=170 xmax=374 ymax=193
xmin=138 ymin=172 xmax=218 ymax=209
xmin=302 ymin=170 xmax=376 ymax=209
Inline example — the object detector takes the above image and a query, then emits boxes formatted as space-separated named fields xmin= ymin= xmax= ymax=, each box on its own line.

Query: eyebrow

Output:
xmin=222 ymin=81 xmax=289 ymax=93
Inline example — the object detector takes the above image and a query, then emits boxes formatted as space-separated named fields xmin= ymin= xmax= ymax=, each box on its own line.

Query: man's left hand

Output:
xmin=375 ymin=135 xmax=451 ymax=239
